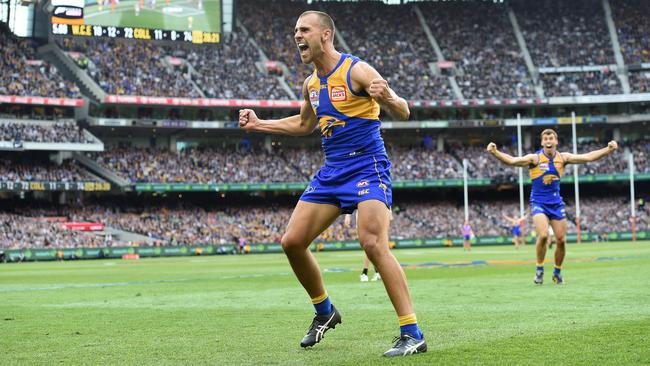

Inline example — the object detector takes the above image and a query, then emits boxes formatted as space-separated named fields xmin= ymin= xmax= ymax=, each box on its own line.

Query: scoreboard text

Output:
xmin=51 ymin=24 xmax=220 ymax=44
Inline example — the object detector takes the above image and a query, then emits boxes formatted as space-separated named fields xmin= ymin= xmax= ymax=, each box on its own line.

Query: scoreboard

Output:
xmin=50 ymin=0 xmax=221 ymax=44
xmin=51 ymin=23 xmax=220 ymax=43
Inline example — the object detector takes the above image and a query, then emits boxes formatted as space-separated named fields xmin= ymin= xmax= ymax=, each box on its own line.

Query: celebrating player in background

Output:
xmin=462 ymin=220 xmax=473 ymax=251
xmin=239 ymin=11 xmax=425 ymax=357
xmin=502 ymin=213 xmax=526 ymax=249
xmin=487 ymin=130 xmax=617 ymax=285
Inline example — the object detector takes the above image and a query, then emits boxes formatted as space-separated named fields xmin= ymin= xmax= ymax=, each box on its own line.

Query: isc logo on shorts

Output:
xmin=330 ymin=86 xmax=347 ymax=102
xmin=358 ymin=189 xmax=369 ymax=196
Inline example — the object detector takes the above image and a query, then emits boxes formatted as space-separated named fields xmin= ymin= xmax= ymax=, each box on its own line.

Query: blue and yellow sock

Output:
xmin=553 ymin=265 xmax=561 ymax=276
xmin=311 ymin=293 xmax=332 ymax=316
xmin=536 ymin=262 xmax=544 ymax=273
xmin=398 ymin=313 xmax=423 ymax=340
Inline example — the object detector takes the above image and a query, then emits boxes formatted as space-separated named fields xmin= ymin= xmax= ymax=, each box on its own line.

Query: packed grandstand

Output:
xmin=0 ymin=0 xmax=649 ymax=256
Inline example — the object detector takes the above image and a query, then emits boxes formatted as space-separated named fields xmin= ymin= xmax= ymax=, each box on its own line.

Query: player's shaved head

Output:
xmin=540 ymin=129 xmax=558 ymax=141
xmin=299 ymin=10 xmax=336 ymax=38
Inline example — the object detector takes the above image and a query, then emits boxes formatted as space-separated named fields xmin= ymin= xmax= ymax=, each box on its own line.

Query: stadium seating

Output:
xmin=0 ymin=30 xmax=80 ymax=98
xmin=58 ymin=38 xmax=201 ymax=97
xmin=41 ymin=0 xmax=650 ymax=100
xmin=0 ymin=156 xmax=99 ymax=183
xmin=91 ymin=139 xmax=649 ymax=183
xmin=0 ymin=121 xmax=92 ymax=144
xmin=1 ymin=195 xmax=645 ymax=249
xmin=419 ymin=2 xmax=534 ymax=99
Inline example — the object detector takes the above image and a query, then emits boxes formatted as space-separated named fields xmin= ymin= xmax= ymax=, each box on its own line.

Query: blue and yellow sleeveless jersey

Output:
xmin=299 ymin=53 xmax=392 ymax=213
xmin=529 ymin=150 xmax=566 ymax=219
xmin=529 ymin=150 xmax=565 ymax=205
xmin=304 ymin=53 xmax=386 ymax=165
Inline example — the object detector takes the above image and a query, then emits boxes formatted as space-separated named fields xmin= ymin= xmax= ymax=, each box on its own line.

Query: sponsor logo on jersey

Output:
xmin=356 ymin=180 xmax=369 ymax=187
xmin=330 ymin=86 xmax=347 ymax=102
xmin=539 ymin=162 xmax=549 ymax=171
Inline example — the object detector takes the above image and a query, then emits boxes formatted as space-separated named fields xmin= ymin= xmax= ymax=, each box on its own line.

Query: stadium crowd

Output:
xmin=37 ymin=0 xmax=650 ymax=99
xmin=187 ymin=32 xmax=291 ymax=100
xmin=628 ymin=71 xmax=650 ymax=94
xmin=59 ymin=38 xmax=201 ymax=97
xmin=91 ymin=139 xmax=648 ymax=184
xmin=540 ymin=71 xmax=622 ymax=97
xmin=0 ymin=213 xmax=105 ymax=249
xmin=1 ymin=195 xmax=645 ymax=250
xmin=420 ymin=2 xmax=534 ymax=99
xmin=513 ymin=0 xmax=614 ymax=68
xmin=320 ymin=1 xmax=455 ymax=100
xmin=612 ymin=0 xmax=650 ymax=65
xmin=0 ymin=121 xmax=92 ymax=143
xmin=0 ymin=30 xmax=80 ymax=98
xmin=0 ymin=158 xmax=98 ymax=182
xmin=90 ymin=146 xmax=308 ymax=183
xmin=238 ymin=0 xmax=313 ymax=98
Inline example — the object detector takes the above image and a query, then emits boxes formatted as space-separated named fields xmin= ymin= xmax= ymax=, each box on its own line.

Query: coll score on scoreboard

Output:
xmin=52 ymin=24 xmax=220 ymax=44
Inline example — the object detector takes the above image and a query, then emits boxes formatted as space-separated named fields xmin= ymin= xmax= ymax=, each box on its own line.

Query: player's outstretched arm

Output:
xmin=562 ymin=140 xmax=618 ymax=165
xmin=239 ymin=80 xmax=318 ymax=136
xmin=486 ymin=142 xmax=537 ymax=167
xmin=350 ymin=62 xmax=410 ymax=121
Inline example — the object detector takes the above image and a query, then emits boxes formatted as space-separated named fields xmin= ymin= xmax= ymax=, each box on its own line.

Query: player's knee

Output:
xmin=359 ymin=236 xmax=385 ymax=257
xmin=555 ymin=236 xmax=566 ymax=246
xmin=280 ymin=234 xmax=304 ymax=253
xmin=537 ymin=232 xmax=549 ymax=242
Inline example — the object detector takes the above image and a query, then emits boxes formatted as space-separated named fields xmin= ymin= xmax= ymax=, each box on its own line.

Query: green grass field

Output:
xmin=1 ymin=242 xmax=649 ymax=365
xmin=84 ymin=0 xmax=220 ymax=32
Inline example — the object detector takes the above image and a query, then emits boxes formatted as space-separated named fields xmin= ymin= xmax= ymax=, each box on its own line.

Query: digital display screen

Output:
xmin=51 ymin=0 xmax=220 ymax=43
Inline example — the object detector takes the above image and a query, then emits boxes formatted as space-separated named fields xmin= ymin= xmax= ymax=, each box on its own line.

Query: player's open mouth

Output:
xmin=298 ymin=43 xmax=309 ymax=54
xmin=545 ymin=143 xmax=553 ymax=148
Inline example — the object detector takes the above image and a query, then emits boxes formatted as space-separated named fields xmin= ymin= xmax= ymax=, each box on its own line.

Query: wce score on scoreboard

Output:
xmin=52 ymin=24 xmax=220 ymax=44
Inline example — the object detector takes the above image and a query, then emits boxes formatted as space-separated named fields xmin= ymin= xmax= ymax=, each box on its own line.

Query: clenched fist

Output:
xmin=486 ymin=142 xmax=497 ymax=154
xmin=607 ymin=140 xmax=618 ymax=152
xmin=239 ymin=109 xmax=258 ymax=131
xmin=369 ymin=78 xmax=391 ymax=102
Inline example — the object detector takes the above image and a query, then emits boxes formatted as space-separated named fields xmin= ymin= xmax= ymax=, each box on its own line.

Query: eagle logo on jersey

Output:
xmin=319 ymin=116 xmax=346 ymax=138
xmin=543 ymin=174 xmax=560 ymax=185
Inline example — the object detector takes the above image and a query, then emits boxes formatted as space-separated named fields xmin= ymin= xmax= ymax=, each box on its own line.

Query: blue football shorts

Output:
xmin=300 ymin=154 xmax=392 ymax=214
xmin=531 ymin=201 xmax=566 ymax=221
